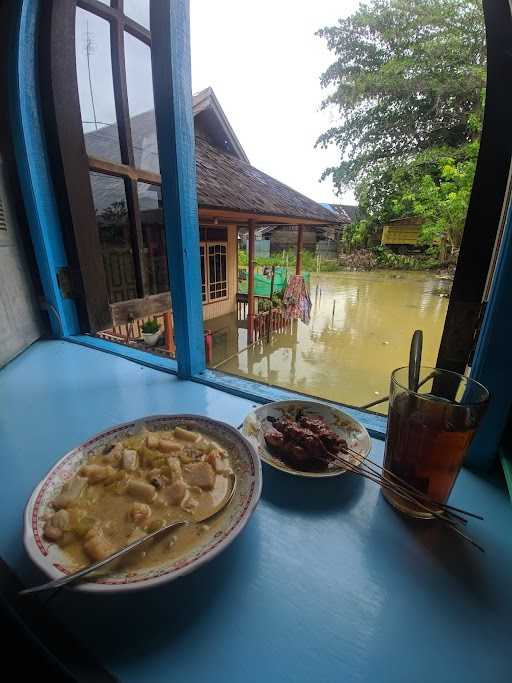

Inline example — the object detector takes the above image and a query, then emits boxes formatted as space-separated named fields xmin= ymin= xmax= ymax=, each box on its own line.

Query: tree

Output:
xmin=317 ymin=0 xmax=486 ymax=195
xmin=393 ymin=141 xmax=479 ymax=255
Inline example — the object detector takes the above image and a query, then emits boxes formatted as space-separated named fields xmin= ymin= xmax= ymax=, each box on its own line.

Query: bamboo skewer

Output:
xmin=329 ymin=452 xmax=484 ymax=551
xmin=344 ymin=444 xmax=483 ymax=522
xmin=328 ymin=446 xmax=484 ymax=552
xmin=361 ymin=453 xmax=483 ymax=520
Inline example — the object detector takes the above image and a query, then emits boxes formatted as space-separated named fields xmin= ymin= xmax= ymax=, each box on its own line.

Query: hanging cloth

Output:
xmin=282 ymin=275 xmax=312 ymax=324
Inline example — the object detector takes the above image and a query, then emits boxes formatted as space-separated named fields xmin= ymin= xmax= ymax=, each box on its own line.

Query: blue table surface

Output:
xmin=1 ymin=340 xmax=511 ymax=683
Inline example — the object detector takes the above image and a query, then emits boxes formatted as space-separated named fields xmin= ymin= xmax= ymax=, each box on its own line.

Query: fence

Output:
xmin=252 ymin=308 xmax=291 ymax=342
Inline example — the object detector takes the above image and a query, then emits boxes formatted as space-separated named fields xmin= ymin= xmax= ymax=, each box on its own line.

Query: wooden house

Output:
xmin=84 ymin=87 xmax=337 ymax=342
xmin=246 ymin=203 xmax=350 ymax=255
xmin=381 ymin=216 xmax=425 ymax=252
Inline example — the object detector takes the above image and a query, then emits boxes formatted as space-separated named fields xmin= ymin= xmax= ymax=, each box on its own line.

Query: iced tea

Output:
xmin=382 ymin=367 xmax=488 ymax=518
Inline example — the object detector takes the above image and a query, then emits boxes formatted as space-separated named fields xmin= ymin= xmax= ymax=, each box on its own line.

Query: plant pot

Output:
xmin=142 ymin=330 xmax=161 ymax=347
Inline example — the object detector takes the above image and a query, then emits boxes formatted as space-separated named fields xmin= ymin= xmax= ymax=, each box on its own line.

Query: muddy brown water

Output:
xmin=208 ymin=271 xmax=450 ymax=414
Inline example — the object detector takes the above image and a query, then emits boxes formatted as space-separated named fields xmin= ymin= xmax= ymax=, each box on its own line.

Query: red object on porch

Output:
xmin=204 ymin=329 xmax=213 ymax=364
xmin=163 ymin=311 xmax=175 ymax=355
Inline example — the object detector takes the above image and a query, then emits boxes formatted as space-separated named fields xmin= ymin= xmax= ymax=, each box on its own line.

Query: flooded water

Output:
xmin=208 ymin=271 xmax=450 ymax=413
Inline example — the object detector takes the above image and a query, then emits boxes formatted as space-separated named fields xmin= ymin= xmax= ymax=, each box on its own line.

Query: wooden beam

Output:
xmin=247 ymin=218 xmax=256 ymax=343
xmin=87 ymin=156 xmax=161 ymax=185
xmin=296 ymin=225 xmax=304 ymax=274
xmin=198 ymin=207 xmax=337 ymax=227
xmin=436 ymin=0 xmax=512 ymax=376
xmin=110 ymin=292 xmax=171 ymax=325
xmin=45 ymin=0 xmax=112 ymax=332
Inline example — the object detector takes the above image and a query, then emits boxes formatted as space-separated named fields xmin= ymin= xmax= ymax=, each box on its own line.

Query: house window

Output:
xmin=208 ymin=243 xmax=228 ymax=301
xmin=200 ymin=240 xmax=228 ymax=304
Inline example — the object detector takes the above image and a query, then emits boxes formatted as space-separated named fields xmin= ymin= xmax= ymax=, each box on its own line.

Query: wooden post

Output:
xmin=247 ymin=219 xmax=256 ymax=343
xmin=267 ymin=265 xmax=275 ymax=344
xmin=296 ymin=225 xmax=304 ymax=275
xmin=269 ymin=265 xmax=276 ymax=300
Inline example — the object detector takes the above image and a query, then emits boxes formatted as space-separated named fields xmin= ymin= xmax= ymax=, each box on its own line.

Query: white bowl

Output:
xmin=24 ymin=415 xmax=261 ymax=593
xmin=242 ymin=399 xmax=371 ymax=478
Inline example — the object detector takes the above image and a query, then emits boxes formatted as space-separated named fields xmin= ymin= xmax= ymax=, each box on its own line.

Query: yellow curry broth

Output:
xmin=45 ymin=428 xmax=232 ymax=572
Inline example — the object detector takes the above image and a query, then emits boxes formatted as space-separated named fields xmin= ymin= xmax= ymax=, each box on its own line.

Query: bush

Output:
xmin=371 ymin=246 xmax=443 ymax=270
xmin=238 ymin=248 xmax=339 ymax=273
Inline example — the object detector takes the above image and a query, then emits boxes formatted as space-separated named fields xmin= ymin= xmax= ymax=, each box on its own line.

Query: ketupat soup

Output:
xmin=42 ymin=426 xmax=233 ymax=571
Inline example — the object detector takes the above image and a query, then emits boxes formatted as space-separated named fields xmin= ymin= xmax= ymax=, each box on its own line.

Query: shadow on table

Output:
xmin=371 ymin=492 xmax=498 ymax=608
xmin=46 ymin=515 xmax=263 ymax=662
xmin=261 ymin=462 xmax=365 ymax=514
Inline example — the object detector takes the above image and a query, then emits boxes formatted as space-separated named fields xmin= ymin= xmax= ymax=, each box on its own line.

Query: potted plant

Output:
xmin=141 ymin=319 xmax=161 ymax=346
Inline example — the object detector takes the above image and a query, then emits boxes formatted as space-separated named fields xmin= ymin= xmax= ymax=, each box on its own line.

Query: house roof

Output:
xmin=192 ymin=87 xmax=249 ymax=162
xmin=85 ymin=88 xmax=338 ymax=225
xmin=322 ymin=203 xmax=357 ymax=223
xmin=195 ymin=136 xmax=337 ymax=225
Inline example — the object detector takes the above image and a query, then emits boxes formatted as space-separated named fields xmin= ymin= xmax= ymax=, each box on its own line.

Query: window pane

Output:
xmin=125 ymin=32 xmax=159 ymax=173
xmin=89 ymin=172 xmax=137 ymax=303
xmin=75 ymin=9 xmax=121 ymax=163
xmin=123 ymin=0 xmax=150 ymax=29
xmin=138 ymin=182 xmax=169 ymax=295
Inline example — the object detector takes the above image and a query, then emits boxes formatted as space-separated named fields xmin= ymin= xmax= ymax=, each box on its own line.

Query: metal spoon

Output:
xmin=408 ymin=329 xmax=423 ymax=392
xmin=19 ymin=474 xmax=237 ymax=596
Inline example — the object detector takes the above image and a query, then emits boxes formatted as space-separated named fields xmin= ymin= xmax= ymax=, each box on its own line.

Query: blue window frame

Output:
xmin=8 ymin=0 xmax=512 ymax=467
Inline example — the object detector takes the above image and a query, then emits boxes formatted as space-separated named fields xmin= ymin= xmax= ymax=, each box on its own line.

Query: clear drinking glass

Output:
xmin=382 ymin=366 xmax=489 ymax=518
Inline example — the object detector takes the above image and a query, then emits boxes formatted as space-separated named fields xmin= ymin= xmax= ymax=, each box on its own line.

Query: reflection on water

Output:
xmin=207 ymin=271 xmax=450 ymax=414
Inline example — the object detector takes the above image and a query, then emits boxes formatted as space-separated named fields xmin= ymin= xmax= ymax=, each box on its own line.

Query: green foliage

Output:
xmin=317 ymin=0 xmax=485 ymax=192
xmin=238 ymin=249 xmax=308 ymax=269
xmin=142 ymin=319 xmax=160 ymax=334
xmin=238 ymin=249 xmax=339 ymax=272
xmin=318 ymin=0 xmax=485 ymax=257
xmin=372 ymin=246 xmax=442 ymax=270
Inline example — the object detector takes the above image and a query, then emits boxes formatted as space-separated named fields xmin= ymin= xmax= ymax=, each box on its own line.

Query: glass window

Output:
xmin=89 ymin=172 xmax=137 ymax=304
xmin=124 ymin=32 xmax=159 ymax=173
xmin=208 ymin=243 xmax=227 ymax=300
xmin=123 ymin=0 xmax=150 ymax=29
xmin=138 ymin=182 xmax=169 ymax=295
xmin=75 ymin=9 xmax=121 ymax=163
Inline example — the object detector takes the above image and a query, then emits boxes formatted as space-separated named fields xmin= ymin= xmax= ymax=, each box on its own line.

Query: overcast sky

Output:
xmin=75 ymin=1 xmax=360 ymax=205
xmin=190 ymin=0 xmax=360 ymax=205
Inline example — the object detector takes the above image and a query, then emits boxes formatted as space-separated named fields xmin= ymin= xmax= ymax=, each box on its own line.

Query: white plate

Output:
xmin=242 ymin=400 xmax=371 ymax=478
xmin=24 ymin=415 xmax=261 ymax=593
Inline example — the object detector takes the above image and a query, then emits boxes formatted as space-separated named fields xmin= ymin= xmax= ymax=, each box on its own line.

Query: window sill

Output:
xmin=194 ymin=368 xmax=388 ymax=439
xmin=65 ymin=335 xmax=387 ymax=438
xmin=64 ymin=335 xmax=178 ymax=374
